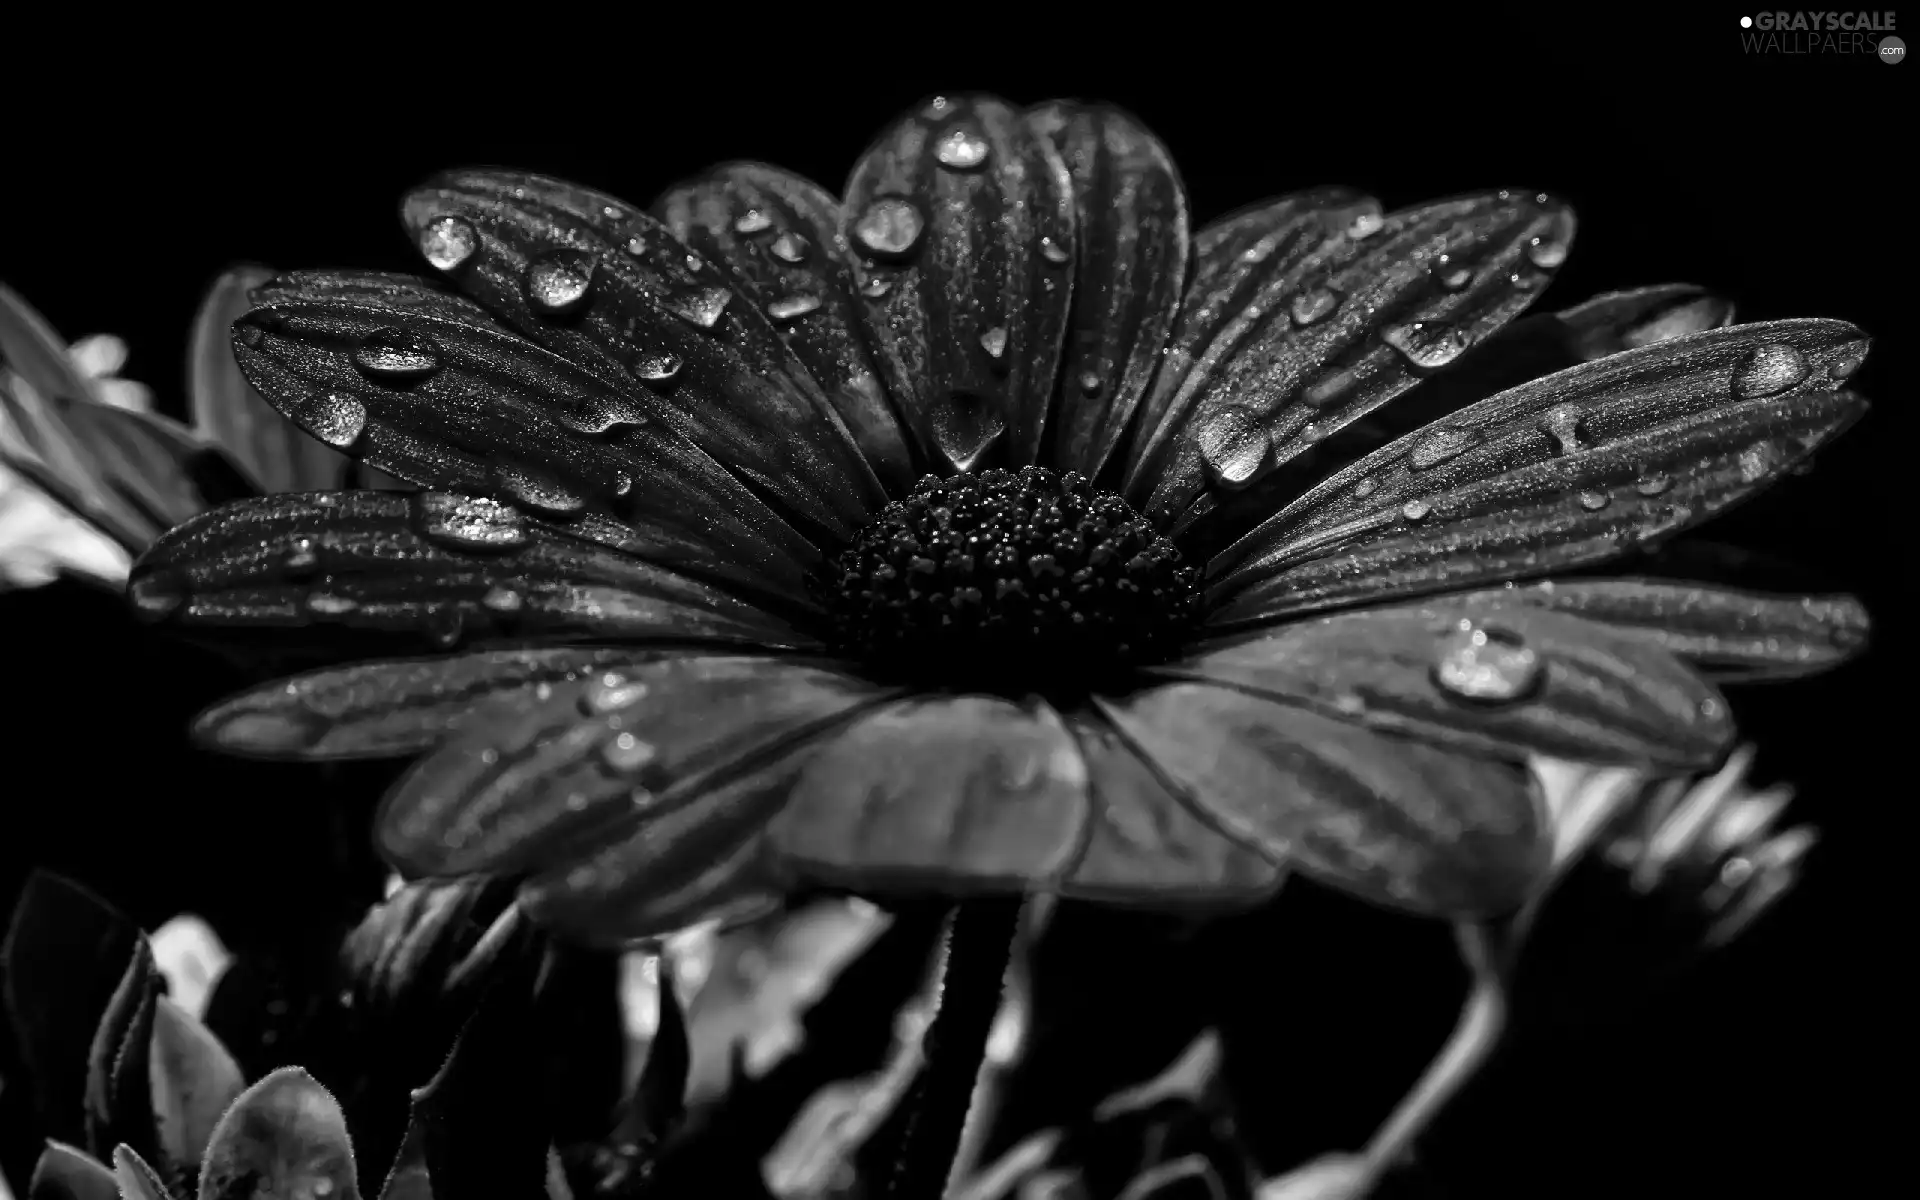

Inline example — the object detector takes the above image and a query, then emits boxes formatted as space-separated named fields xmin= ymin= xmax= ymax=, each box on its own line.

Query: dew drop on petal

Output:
xmin=1432 ymin=620 xmax=1542 ymax=703
xmin=1302 ymin=365 xmax=1360 ymax=408
xmin=419 ymin=215 xmax=478 ymax=272
xmin=1290 ymin=288 xmax=1339 ymax=327
xmin=624 ymin=236 xmax=648 ymax=257
xmin=1537 ymin=402 xmax=1586 ymax=455
xmin=283 ymin=538 xmax=320 ymax=576
xmin=1408 ymin=425 xmax=1479 ymax=471
xmin=493 ymin=463 xmax=589 ymax=516
xmin=1635 ymin=472 xmax=1671 ymax=497
xmin=1431 ymin=253 xmax=1472 ymax=291
xmin=423 ymin=606 xmax=464 ymax=650
xmin=1346 ymin=212 xmax=1385 ymax=239
xmin=1577 ymin=489 xmax=1611 ymax=511
xmin=585 ymin=672 xmax=649 ymax=713
xmin=633 ymin=352 xmax=684 ymax=385
xmin=352 ymin=328 xmax=441 ymax=380
xmin=412 ymin=492 xmax=532 ymax=551
xmin=130 ymin=570 xmax=186 ymax=618
xmin=1077 ymin=369 xmax=1102 ymax=397
xmin=1401 ymin=498 xmax=1432 ymax=522
xmin=1739 ymin=440 xmax=1784 ymax=484
xmin=1731 ymin=343 xmax=1811 ymax=399
xmin=481 ymin=585 xmax=524 ymax=615
xmin=602 ymin=731 xmax=658 ymax=772
xmin=853 ymin=198 xmax=925 ymax=259
xmin=769 ymin=231 xmax=810 ymax=263
xmin=292 ymin=391 xmax=368 ymax=449
xmin=305 ymin=592 xmax=359 ymax=617
xmin=526 ymin=250 xmax=597 ymax=315
xmin=733 ymin=208 xmax=774 ymax=235
xmin=1383 ymin=322 xmax=1470 ymax=372
xmin=1830 ymin=351 xmax=1865 ymax=380
xmin=667 ymin=286 xmax=732 ymax=330
xmin=934 ymin=126 xmax=990 ymax=170
xmin=766 ymin=294 xmax=822 ymax=323
xmin=1198 ymin=406 xmax=1269 ymax=489
xmin=1526 ymin=234 xmax=1569 ymax=270
xmin=859 ymin=275 xmax=895 ymax=300
xmin=979 ymin=326 xmax=1008 ymax=361
xmin=1353 ymin=477 xmax=1377 ymax=499
xmin=1298 ymin=420 xmax=1330 ymax=444
xmin=1038 ymin=235 xmax=1071 ymax=265
xmin=928 ymin=391 xmax=1006 ymax=473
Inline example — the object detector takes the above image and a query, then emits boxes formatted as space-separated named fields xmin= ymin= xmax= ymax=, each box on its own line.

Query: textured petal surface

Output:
xmin=1099 ymin=684 xmax=1548 ymax=916
xmin=1211 ymin=319 xmax=1870 ymax=623
xmin=398 ymin=171 xmax=886 ymax=541
xmin=30 ymin=1141 xmax=120 ymax=1200
xmin=233 ymin=270 xmax=820 ymax=599
xmin=1168 ymin=603 xmax=1732 ymax=769
xmin=149 ymin=996 xmax=246 ymax=1171
xmin=197 ymin=1067 xmax=361 ymax=1200
xmin=128 ymin=490 xmax=811 ymax=653
xmin=654 ymin=163 xmax=919 ymax=492
xmin=840 ymin=94 xmax=1076 ymax=472
xmin=770 ymin=695 xmax=1090 ymax=892
xmin=1125 ymin=190 xmax=1574 ymax=534
xmin=379 ymin=654 xmax=891 ymax=879
xmin=1027 ymin=101 xmax=1189 ymax=480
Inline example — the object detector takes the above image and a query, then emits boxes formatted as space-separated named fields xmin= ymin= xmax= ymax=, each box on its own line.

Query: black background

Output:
xmin=0 ymin=8 xmax=1908 ymax=1198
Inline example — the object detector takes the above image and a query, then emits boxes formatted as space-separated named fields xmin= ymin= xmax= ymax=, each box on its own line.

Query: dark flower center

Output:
xmin=820 ymin=466 xmax=1201 ymax=690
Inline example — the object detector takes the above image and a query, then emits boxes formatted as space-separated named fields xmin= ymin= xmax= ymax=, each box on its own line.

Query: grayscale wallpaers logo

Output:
xmin=1738 ymin=11 xmax=1903 ymax=58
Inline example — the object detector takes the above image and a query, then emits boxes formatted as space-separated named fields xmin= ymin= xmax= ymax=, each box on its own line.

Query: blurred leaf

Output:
xmin=197 ymin=1067 xmax=361 ymax=1200
xmin=147 ymin=917 xmax=232 ymax=1026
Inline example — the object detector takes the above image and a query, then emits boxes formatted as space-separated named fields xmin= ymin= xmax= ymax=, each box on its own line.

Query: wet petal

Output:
xmin=233 ymin=270 xmax=820 ymax=596
xmin=1099 ymin=684 xmax=1548 ymax=916
xmin=771 ymin=695 xmax=1089 ymax=892
xmin=1057 ymin=712 xmax=1283 ymax=907
xmin=197 ymin=1067 xmax=361 ymax=1200
xmin=190 ymin=265 xmax=352 ymax=494
xmin=30 ymin=1141 xmax=120 ymax=1200
xmin=129 ymin=490 xmax=812 ymax=653
xmin=654 ymin=164 xmax=918 ymax=492
xmin=841 ymin=94 xmax=1076 ymax=472
xmin=1211 ymin=319 xmax=1870 ymax=623
xmin=1125 ymin=190 xmax=1573 ymax=534
xmin=398 ymin=171 xmax=886 ymax=540
xmin=379 ymin=654 xmax=891 ymax=879
xmin=1027 ymin=102 xmax=1189 ymax=480
xmin=1169 ymin=603 xmax=1732 ymax=769
xmin=1447 ymin=579 xmax=1869 ymax=682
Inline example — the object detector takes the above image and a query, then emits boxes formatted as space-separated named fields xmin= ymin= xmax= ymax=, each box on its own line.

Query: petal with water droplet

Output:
xmin=197 ymin=1068 xmax=361 ymax=1200
xmin=1097 ymin=684 xmax=1548 ymax=916
xmin=841 ymin=95 xmax=1076 ymax=471
xmin=1027 ymin=102 xmax=1189 ymax=481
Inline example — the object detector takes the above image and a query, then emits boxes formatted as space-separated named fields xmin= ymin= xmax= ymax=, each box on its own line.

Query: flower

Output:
xmin=128 ymin=94 xmax=1871 ymax=946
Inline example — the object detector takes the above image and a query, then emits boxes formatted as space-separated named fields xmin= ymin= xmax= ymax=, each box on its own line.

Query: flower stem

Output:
xmin=882 ymin=899 xmax=1022 ymax=1200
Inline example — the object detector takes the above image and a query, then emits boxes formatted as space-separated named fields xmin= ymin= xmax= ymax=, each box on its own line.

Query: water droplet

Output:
xmin=1401 ymin=499 xmax=1432 ymax=522
xmin=1525 ymin=234 xmax=1569 ymax=270
xmin=979 ymin=326 xmax=1008 ymax=361
xmin=769 ymin=231 xmax=810 ymax=263
xmin=1408 ymin=426 xmax=1479 ymax=471
xmin=419 ymin=215 xmax=478 ymax=272
xmin=526 ymin=250 xmax=596 ymax=315
xmin=130 ymin=570 xmax=186 ymax=618
xmin=1830 ymin=350 xmax=1866 ymax=380
xmin=733 ymin=208 xmax=774 ymax=235
xmin=1731 ymin=343 xmax=1811 ymax=399
xmin=585 ymin=672 xmax=649 ymax=714
xmin=625 ymin=236 xmax=648 ymax=256
xmin=601 ymin=204 xmax=625 ymax=221
xmin=1353 ymin=477 xmax=1377 ymax=499
xmin=1298 ymin=420 xmax=1330 ymax=443
xmin=423 ymin=606 xmax=464 ymax=650
xmin=493 ymin=464 xmax=588 ymax=516
xmin=633 ymin=352 xmax=683 ymax=385
xmin=1537 ymin=402 xmax=1586 ymax=455
xmin=1383 ymin=322 xmax=1471 ymax=372
xmin=1346 ymin=212 xmax=1385 ymax=239
xmin=481 ymin=586 xmax=524 ymax=615
xmin=305 ymin=592 xmax=358 ymax=617
xmin=667 ymin=286 xmax=732 ymax=330
xmin=922 ymin=95 xmax=959 ymax=121
xmin=1508 ymin=269 xmax=1545 ymax=291
xmin=1038 ymin=235 xmax=1071 ymax=265
xmin=292 ymin=391 xmax=368 ymax=449
xmin=934 ymin=126 xmax=990 ymax=170
xmin=928 ymin=391 xmax=1006 ymax=472
xmin=352 ymin=328 xmax=441 ymax=380
xmin=602 ymin=731 xmax=658 ymax=772
xmin=235 ymin=323 xmax=266 ymax=350
xmin=1635 ymin=472 xmax=1671 ymax=497
xmin=1303 ymin=365 xmax=1360 ymax=408
xmin=1431 ymin=253 xmax=1472 ymax=290
xmin=853 ymin=198 xmax=924 ymax=259
xmin=1198 ymin=406 xmax=1269 ymax=489
xmin=1077 ymin=369 xmax=1102 ymax=397
xmin=1739 ymin=440 xmax=1783 ymax=484
xmin=685 ymin=252 xmax=705 ymax=272
xmin=1432 ymin=620 xmax=1542 ymax=703
xmin=283 ymin=538 xmax=320 ymax=576
xmin=1290 ymin=288 xmax=1339 ymax=327
xmin=1577 ymin=489 xmax=1611 ymax=511
xmin=766 ymin=294 xmax=822 ymax=322
xmin=413 ymin=492 xmax=531 ymax=551
xmin=859 ymin=275 xmax=894 ymax=299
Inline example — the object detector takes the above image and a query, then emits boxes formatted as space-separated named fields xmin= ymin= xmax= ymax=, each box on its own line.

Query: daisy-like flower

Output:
xmin=124 ymin=95 xmax=1869 ymax=1193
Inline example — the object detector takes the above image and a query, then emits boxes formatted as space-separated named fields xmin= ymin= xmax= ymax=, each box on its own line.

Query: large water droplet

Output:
xmin=1525 ymin=234 xmax=1569 ymax=269
xmin=769 ymin=231 xmax=810 ymax=264
xmin=602 ymin=731 xmax=658 ymax=772
xmin=1408 ymin=426 xmax=1479 ymax=470
xmin=413 ymin=492 xmax=532 ymax=551
xmin=1038 ymin=235 xmax=1071 ymax=265
xmin=352 ymin=328 xmax=441 ymax=380
xmin=928 ymin=391 xmax=1006 ymax=473
xmin=852 ymin=198 xmax=925 ymax=259
xmin=292 ymin=391 xmax=368 ymax=449
xmin=419 ymin=215 xmax=478 ymax=272
xmin=1635 ymin=472 xmax=1671 ymax=497
xmin=1302 ymin=365 xmax=1361 ymax=409
xmin=1401 ymin=499 xmax=1432 ymax=522
xmin=1198 ymin=406 xmax=1269 ymax=489
xmin=493 ymin=464 xmax=588 ymax=516
xmin=481 ymin=586 xmax=524 ymax=615
xmin=1298 ymin=420 xmax=1330 ymax=444
xmin=526 ymin=250 xmax=596 ymax=315
xmin=423 ymin=606 xmax=464 ymax=650
xmin=979 ymin=326 xmax=1008 ymax=361
xmin=633 ymin=352 xmax=683 ymax=385
xmin=305 ymin=592 xmax=359 ymax=617
xmin=1537 ymin=402 xmax=1586 ymax=455
xmin=934 ymin=126 xmax=990 ymax=170
xmin=130 ymin=569 xmax=186 ymax=619
xmin=624 ymin=235 xmax=648 ymax=257
xmin=1383 ymin=322 xmax=1470 ymax=372
xmin=1730 ymin=343 xmax=1811 ymax=399
xmin=1577 ymin=489 xmax=1611 ymax=511
xmin=585 ymin=672 xmax=649 ymax=714
xmin=766 ymin=294 xmax=822 ymax=323
xmin=1290 ymin=288 xmax=1338 ymax=327
xmin=1346 ymin=212 xmax=1385 ymax=239
xmin=1739 ymin=440 xmax=1784 ymax=484
xmin=1432 ymin=620 xmax=1542 ymax=703
xmin=1353 ymin=477 xmax=1377 ymax=499
xmin=283 ymin=538 xmax=320 ymax=576
xmin=1431 ymin=253 xmax=1472 ymax=291
xmin=733 ymin=208 xmax=774 ymax=235
xmin=667 ymin=286 xmax=732 ymax=330
xmin=1077 ymin=369 xmax=1102 ymax=397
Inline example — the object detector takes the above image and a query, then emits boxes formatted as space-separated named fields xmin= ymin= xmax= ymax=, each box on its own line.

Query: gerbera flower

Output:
xmin=126 ymin=95 xmax=1869 ymax=1193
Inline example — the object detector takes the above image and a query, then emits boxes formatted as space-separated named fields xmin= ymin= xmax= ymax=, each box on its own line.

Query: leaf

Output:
xmin=1209 ymin=319 xmax=1870 ymax=625
xmin=395 ymin=172 xmax=887 ymax=543
xmin=82 ymin=943 xmax=163 ymax=1168
xmin=339 ymin=876 xmax=521 ymax=1033
xmin=403 ymin=978 xmax=551 ymax=1200
xmin=27 ymin=1141 xmax=119 ymax=1200
xmin=109 ymin=1146 xmax=171 ymax=1200
xmin=840 ymin=93 xmax=1077 ymax=472
xmin=148 ymin=998 xmax=246 ymax=1174
xmin=1026 ymin=101 xmax=1190 ymax=482
xmin=2 ymin=873 xmax=142 ymax=1148
xmin=189 ymin=265 xmax=352 ymax=494
xmin=653 ymin=163 xmax=920 ymax=492
xmin=195 ymin=1068 xmax=360 ymax=1200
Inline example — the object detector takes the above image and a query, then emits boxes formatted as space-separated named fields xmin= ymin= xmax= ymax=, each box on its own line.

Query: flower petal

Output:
xmin=1026 ymin=101 xmax=1190 ymax=480
xmin=196 ymin=1067 xmax=359 ymax=1200
xmin=1124 ymin=190 xmax=1573 ymax=534
xmin=770 ymin=695 xmax=1089 ymax=893
xmin=1210 ymin=319 xmax=1870 ymax=623
xmin=82 ymin=940 xmax=162 ymax=1167
xmin=1168 ymin=603 xmax=1732 ymax=769
xmin=30 ymin=1141 xmax=120 ymax=1200
xmin=840 ymin=94 xmax=1076 ymax=472
xmin=1098 ymin=683 xmax=1548 ymax=916
xmin=1057 ymin=711 xmax=1283 ymax=907
xmin=234 ymin=269 xmax=821 ymax=595
xmin=192 ymin=647 xmax=669 ymax=761
xmin=149 ymin=996 xmax=246 ymax=1172
xmin=379 ymin=654 xmax=891 ymax=879
xmin=398 ymin=170 xmax=886 ymax=540
xmin=1446 ymin=579 xmax=1870 ymax=682
xmin=654 ymin=164 xmax=919 ymax=493
xmin=110 ymin=1146 xmax=170 ymax=1200
xmin=128 ymin=491 xmax=811 ymax=653
xmin=189 ymin=265 xmax=352 ymax=494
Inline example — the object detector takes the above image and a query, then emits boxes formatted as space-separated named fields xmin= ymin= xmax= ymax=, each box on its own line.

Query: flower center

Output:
xmin=821 ymin=467 xmax=1201 ymax=689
